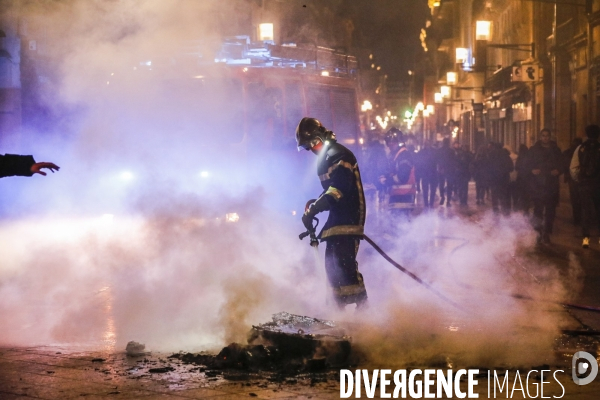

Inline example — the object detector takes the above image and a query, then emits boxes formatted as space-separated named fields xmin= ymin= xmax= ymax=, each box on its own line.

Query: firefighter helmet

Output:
xmin=295 ymin=117 xmax=336 ymax=151
xmin=384 ymin=128 xmax=404 ymax=146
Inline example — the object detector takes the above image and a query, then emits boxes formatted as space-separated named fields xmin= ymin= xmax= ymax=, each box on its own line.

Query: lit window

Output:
xmin=447 ymin=71 xmax=457 ymax=85
xmin=476 ymin=20 xmax=492 ymax=41
xmin=258 ymin=23 xmax=274 ymax=41
xmin=456 ymin=47 xmax=469 ymax=64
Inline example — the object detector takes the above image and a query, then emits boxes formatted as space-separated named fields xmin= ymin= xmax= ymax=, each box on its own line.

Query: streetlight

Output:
xmin=361 ymin=100 xmax=373 ymax=112
xmin=361 ymin=100 xmax=373 ymax=130
xmin=434 ymin=92 xmax=443 ymax=104
xmin=456 ymin=48 xmax=469 ymax=64
xmin=441 ymin=86 xmax=451 ymax=98
xmin=447 ymin=71 xmax=457 ymax=86
xmin=475 ymin=20 xmax=534 ymax=57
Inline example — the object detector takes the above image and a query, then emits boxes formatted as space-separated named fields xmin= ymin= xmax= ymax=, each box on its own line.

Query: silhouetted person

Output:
xmin=515 ymin=144 xmax=530 ymax=213
xmin=528 ymin=129 xmax=562 ymax=244
xmin=416 ymin=140 xmax=438 ymax=208
xmin=472 ymin=145 xmax=490 ymax=205
xmin=487 ymin=142 xmax=513 ymax=215
xmin=506 ymin=145 xmax=518 ymax=211
xmin=437 ymin=138 xmax=456 ymax=207
xmin=408 ymin=144 xmax=420 ymax=193
xmin=570 ymin=125 xmax=600 ymax=248
xmin=362 ymin=131 xmax=388 ymax=208
xmin=384 ymin=128 xmax=415 ymax=216
xmin=563 ymin=137 xmax=583 ymax=225
xmin=455 ymin=144 xmax=473 ymax=206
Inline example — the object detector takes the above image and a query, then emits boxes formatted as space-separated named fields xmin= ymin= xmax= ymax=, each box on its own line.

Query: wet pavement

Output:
xmin=0 ymin=345 xmax=344 ymax=399
xmin=2 ymin=345 xmax=600 ymax=399
xmin=2 ymin=182 xmax=600 ymax=399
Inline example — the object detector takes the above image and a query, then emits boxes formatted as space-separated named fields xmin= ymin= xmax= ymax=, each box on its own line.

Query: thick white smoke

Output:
xmin=352 ymin=210 xmax=580 ymax=368
xmin=0 ymin=1 xmax=579 ymax=369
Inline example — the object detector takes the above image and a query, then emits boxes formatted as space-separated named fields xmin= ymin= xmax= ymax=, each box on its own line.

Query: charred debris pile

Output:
xmin=168 ymin=312 xmax=352 ymax=375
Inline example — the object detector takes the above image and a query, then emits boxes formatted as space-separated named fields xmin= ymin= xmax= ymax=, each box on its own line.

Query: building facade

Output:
xmin=424 ymin=0 xmax=600 ymax=152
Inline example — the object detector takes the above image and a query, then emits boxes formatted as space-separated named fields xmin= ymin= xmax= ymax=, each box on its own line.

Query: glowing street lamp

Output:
xmin=456 ymin=47 xmax=469 ymax=64
xmin=361 ymin=100 xmax=373 ymax=112
xmin=426 ymin=105 xmax=435 ymax=114
xmin=447 ymin=71 xmax=457 ymax=86
xmin=441 ymin=86 xmax=451 ymax=98
xmin=452 ymin=126 xmax=459 ymax=138
xmin=225 ymin=213 xmax=240 ymax=223
xmin=434 ymin=92 xmax=443 ymax=104
xmin=476 ymin=20 xmax=492 ymax=41
xmin=258 ymin=23 xmax=274 ymax=41
xmin=120 ymin=171 xmax=134 ymax=181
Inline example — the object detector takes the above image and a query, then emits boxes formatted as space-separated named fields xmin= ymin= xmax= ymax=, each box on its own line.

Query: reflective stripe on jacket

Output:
xmin=317 ymin=141 xmax=365 ymax=240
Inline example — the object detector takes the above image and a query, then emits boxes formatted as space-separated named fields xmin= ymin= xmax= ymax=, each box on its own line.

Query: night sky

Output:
xmin=343 ymin=0 xmax=431 ymax=79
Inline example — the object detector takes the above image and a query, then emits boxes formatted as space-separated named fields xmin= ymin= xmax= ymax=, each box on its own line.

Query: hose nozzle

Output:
xmin=299 ymin=217 xmax=319 ymax=247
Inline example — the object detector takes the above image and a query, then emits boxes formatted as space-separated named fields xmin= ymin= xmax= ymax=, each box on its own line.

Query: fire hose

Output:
xmin=299 ymin=217 xmax=463 ymax=311
xmin=300 ymin=221 xmax=600 ymax=319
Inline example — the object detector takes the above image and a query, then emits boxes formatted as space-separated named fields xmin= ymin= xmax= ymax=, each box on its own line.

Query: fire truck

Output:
xmin=215 ymin=37 xmax=363 ymax=211
xmin=212 ymin=36 xmax=361 ymax=151
xmin=151 ymin=37 xmax=363 ymax=211
xmin=1 ymin=37 xmax=363 ymax=217
xmin=102 ymin=37 xmax=363 ymax=213
xmin=168 ymin=36 xmax=364 ymax=169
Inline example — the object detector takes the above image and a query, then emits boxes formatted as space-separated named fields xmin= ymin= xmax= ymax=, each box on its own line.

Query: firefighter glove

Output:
xmin=302 ymin=196 xmax=329 ymax=231
xmin=302 ymin=212 xmax=315 ymax=232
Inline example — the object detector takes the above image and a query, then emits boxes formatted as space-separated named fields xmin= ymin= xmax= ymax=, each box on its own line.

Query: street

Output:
xmin=1 ymin=183 xmax=599 ymax=399
xmin=1 ymin=0 xmax=600 ymax=398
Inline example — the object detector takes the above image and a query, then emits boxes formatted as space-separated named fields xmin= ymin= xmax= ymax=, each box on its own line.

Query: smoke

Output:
xmin=0 ymin=187 xmax=324 ymax=350
xmin=0 ymin=1 xmax=579 ymax=369
xmin=348 ymin=211 xmax=578 ymax=368
xmin=0 ymin=201 xmax=578 ymax=367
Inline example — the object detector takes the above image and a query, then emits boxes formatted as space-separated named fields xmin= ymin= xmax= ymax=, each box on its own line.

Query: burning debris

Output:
xmin=169 ymin=312 xmax=352 ymax=374
xmin=248 ymin=312 xmax=351 ymax=365
xmin=126 ymin=341 xmax=147 ymax=357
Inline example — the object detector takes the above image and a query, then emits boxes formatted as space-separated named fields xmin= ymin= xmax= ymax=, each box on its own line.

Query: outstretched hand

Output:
xmin=30 ymin=162 xmax=60 ymax=176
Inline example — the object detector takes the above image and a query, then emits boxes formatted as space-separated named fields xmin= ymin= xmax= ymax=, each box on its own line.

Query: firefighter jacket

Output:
xmin=316 ymin=141 xmax=366 ymax=240
xmin=0 ymin=154 xmax=35 ymax=178
xmin=389 ymin=146 xmax=414 ymax=185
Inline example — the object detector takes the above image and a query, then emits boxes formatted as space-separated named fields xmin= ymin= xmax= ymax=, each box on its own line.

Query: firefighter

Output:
xmin=0 ymin=154 xmax=59 ymax=178
xmin=384 ymin=128 xmax=416 ymax=215
xmin=296 ymin=117 xmax=368 ymax=309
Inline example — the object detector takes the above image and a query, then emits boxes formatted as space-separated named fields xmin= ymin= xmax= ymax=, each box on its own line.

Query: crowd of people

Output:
xmin=362 ymin=125 xmax=600 ymax=247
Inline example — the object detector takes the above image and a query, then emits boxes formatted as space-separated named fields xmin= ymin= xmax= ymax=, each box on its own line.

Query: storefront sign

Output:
xmin=488 ymin=108 xmax=505 ymax=120
xmin=512 ymin=65 xmax=539 ymax=82
xmin=512 ymin=103 xmax=531 ymax=121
